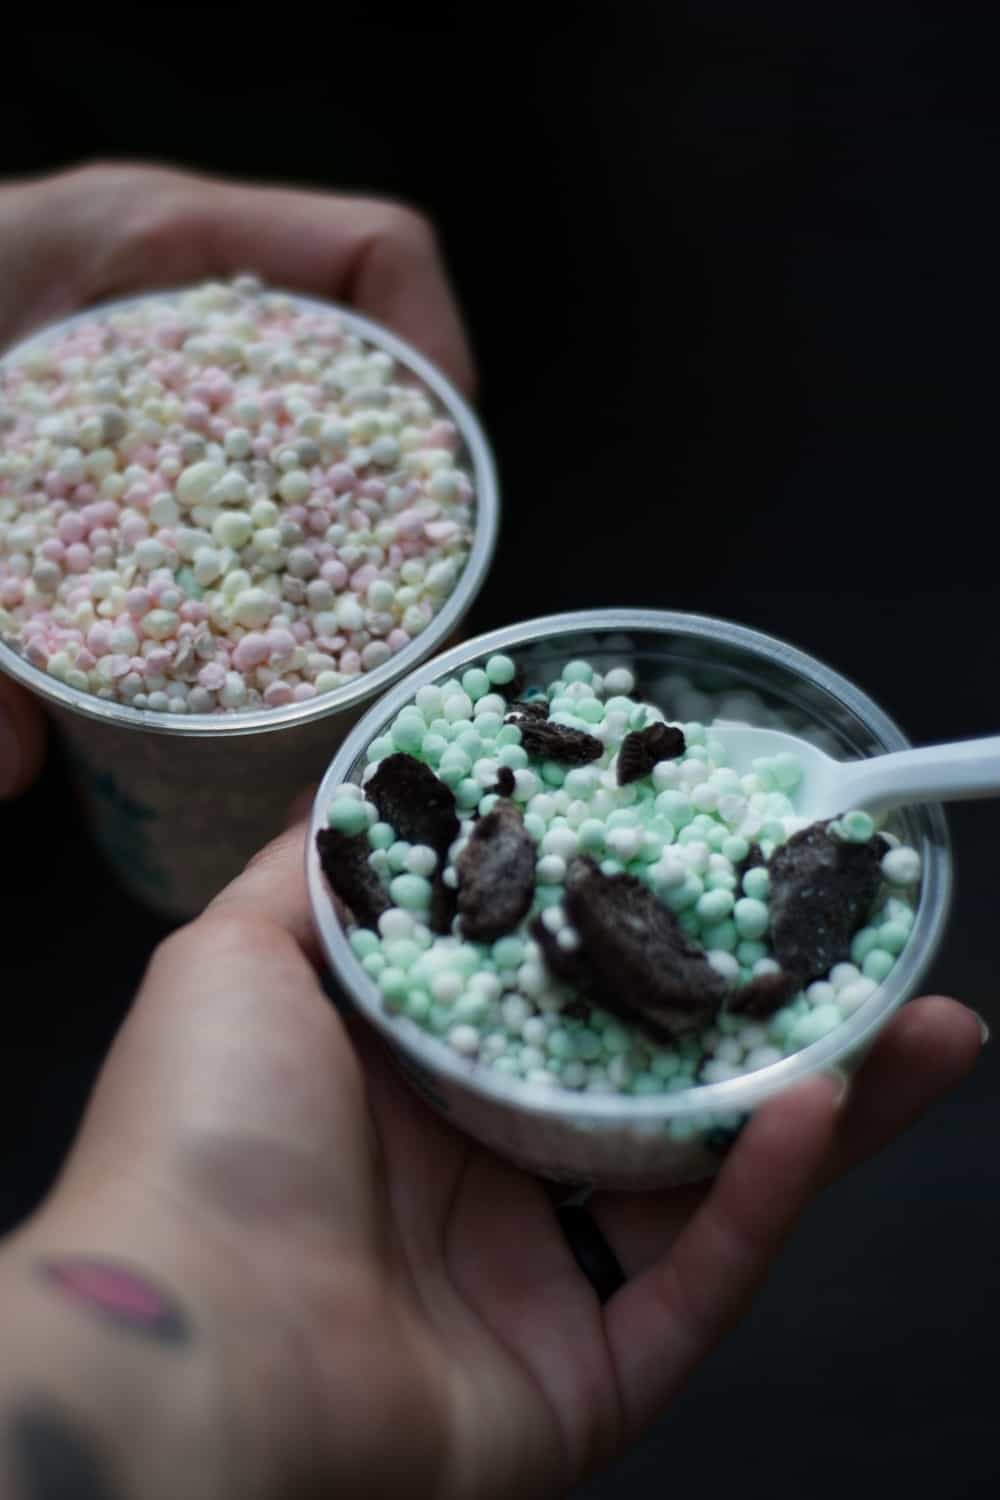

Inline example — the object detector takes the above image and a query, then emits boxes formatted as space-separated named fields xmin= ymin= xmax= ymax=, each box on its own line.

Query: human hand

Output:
xmin=0 ymin=160 xmax=474 ymax=801
xmin=0 ymin=826 xmax=982 ymax=1500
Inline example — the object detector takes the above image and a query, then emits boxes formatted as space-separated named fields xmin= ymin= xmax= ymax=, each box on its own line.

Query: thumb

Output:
xmin=0 ymin=675 xmax=46 ymax=798
xmin=50 ymin=822 xmax=382 ymax=1254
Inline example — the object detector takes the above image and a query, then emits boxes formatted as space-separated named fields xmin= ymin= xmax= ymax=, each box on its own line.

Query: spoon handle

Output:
xmin=837 ymin=734 xmax=1000 ymax=813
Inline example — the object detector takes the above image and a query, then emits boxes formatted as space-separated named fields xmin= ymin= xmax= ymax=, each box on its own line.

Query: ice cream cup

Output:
xmin=0 ymin=293 xmax=499 ymax=919
xmin=307 ymin=608 xmax=953 ymax=1191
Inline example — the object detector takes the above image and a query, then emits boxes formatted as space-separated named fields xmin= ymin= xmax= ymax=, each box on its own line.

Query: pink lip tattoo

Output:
xmin=38 ymin=1258 xmax=189 ymax=1344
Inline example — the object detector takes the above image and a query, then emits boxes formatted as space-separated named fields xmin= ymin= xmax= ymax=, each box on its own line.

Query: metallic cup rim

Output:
xmin=307 ymin=607 xmax=953 ymax=1124
xmin=0 ymin=289 xmax=499 ymax=739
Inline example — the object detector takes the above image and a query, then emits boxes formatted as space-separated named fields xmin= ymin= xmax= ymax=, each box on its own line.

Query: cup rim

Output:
xmin=306 ymin=607 xmax=954 ymax=1123
xmin=0 ymin=287 xmax=498 ymax=738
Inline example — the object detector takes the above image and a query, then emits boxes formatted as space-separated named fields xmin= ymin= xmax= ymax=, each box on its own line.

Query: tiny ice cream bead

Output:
xmin=278 ymin=469 xmax=312 ymax=504
xmin=742 ymin=866 xmax=770 ymax=899
xmin=176 ymin=460 xmax=224 ymax=507
xmin=141 ymin=609 xmax=178 ymax=639
xmin=390 ymin=874 xmax=432 ymax=909
xmin=231 ymin=588 xmax=275 ymax=627
xmin=788 ymin=1004 xmax=843 ymax=1047
xmin=829 ymin=963 xmax=861 ymax=991
xmin=882 ymin=845 xmax=921 ymax=885
xmin=838 ymin=977 xmax=879 ymax=1013
xmin=733 ymin=897 xmax=769 ymax=939
xmin=805 ymin=980 xmax=836 ymax=1004
xmin=829 ymin=809 xmax=875 ymax=842
xmin=405 ymin=845 xmax=437 ymax=877
xmin=877 ymin=919 xmax=910 ymax=954
xmin=485 ymin=654 xmax=516 ymax=685
xmin=327 ymin=797 xmax=369 ymax=835
xmin=219 ymin=672 xmax=248 ymax=707
xmin=862 ymin=949 xmax=896 ymax=983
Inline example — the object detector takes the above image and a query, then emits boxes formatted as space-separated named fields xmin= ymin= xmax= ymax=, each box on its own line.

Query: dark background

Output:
xmin=2 ymin=6 xmax=999 ymax=1496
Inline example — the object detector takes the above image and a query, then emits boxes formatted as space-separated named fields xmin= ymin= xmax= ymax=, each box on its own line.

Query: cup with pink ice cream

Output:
xmin=0 ymin=278 xmax=498 ymax=917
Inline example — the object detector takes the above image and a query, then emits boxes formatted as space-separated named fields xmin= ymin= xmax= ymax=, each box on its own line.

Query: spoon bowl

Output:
xmin=710 ymin=721 xmax=1000 ymax=822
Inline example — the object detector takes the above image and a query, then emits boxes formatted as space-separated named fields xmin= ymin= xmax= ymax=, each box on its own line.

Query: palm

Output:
xmin=70 ymin=838 xmax=984 ymax=1500
xmin=318 ymin=978 xmax=980 ymax=1500
xmin=358 ymin=1038 xmax=621 ymax=1498
xmin=325 ymin=985 xmax=983 ymax=1500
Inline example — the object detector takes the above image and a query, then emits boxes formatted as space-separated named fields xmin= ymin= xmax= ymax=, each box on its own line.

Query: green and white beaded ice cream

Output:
xmin=316 ymin=653 xmax=923 ymax=1096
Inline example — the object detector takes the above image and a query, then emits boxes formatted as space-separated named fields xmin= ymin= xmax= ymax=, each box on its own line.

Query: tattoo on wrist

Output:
xmin=10 ymin=1402 xmax=118 ymax=1500
xmin=36 ymin=1258 xmax=190 ymax=1346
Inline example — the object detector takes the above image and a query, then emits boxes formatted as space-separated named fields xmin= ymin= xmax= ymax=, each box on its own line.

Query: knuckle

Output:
xmin=370 ymin=198 xmax=438 ymax=255
xmin=151 ymin=908 xmax=273 ymax=978
xmin=241 ymin=824 xmax=300 ymax=878
xmin=145 ymin=923 xmax=197 ymax=979
xmin=119 ymin=188 xmax=210 ymax=265
xmin=60 ymin=160 xmax=134 ymax=189
xmin=47 ymin=161 xmax=214 ymax=278
xmin=52 ymin=160 xmax=172 ymax=201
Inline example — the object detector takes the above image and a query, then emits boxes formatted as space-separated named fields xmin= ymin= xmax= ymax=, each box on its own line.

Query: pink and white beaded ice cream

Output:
xmin=0 ymin=278 xmax=475 ymax=715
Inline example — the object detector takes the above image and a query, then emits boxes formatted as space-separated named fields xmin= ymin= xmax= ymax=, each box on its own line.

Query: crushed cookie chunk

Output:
xmin=727 ymin=969 xmax=800 ymax=1019
xmin=617 ymin=721 xmax=686 ymax=785
xmin=768 ymin=821 xmax=889 ymax=984
xmin=512 ymin=719 xmax=603 ymax=766
xmin=505 ymin=698 xmax=550 ymax=722
xmin=317 ymin=828 xmax=391 ymax=930
xmin=428 ymin=875 xmax=459 ymax=936
xmin=531 ymin=914 xmax=591 ymax=990
xmin=366 ymin=752 xmax=460 ymax=858
xmin=551 ymin=857 xmax=727 ymax=1039
xmin=456 ymin=802 xmax=537 ymax=941
xmin=491 ymin=766 xmax=516 ymax=798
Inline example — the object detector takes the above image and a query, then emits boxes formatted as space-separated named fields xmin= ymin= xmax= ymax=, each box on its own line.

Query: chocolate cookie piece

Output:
xmin=456 ymin=801 xmax=538 ymax=941
xmin=558 ymin=857 xmax=727 ymax=1038
xmin=768 ymin=822 xmax=888 ymax=984
xmin=531 ymin=914 xmax=591 ymax=990
xmin=316 ymin=828 xmax=391 ymax=930
xmin=428 ymin=875 xmax=459 ymax=936
xmin=505 ymin=699 xmax=549 ymax=722
xmin=490 ymin=766 xmax=516 ymax=798
xmin=727 ymin=968 xmax=800 ymax=1019
xmin=512 ymin=719 xmax=603 ymax=766
xmin=617 ymin=721 xmax=686 ymax=785
xmin=366 ymin=752 xmax=460 ymax=859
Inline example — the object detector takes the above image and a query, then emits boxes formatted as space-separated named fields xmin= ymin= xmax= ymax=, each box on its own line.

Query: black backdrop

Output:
xmin=2 ymin=7 xmax=999 ymax=1497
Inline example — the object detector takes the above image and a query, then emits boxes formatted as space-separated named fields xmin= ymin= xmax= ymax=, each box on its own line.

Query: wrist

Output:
xmin=0 ymin=1190 xmax=283 ymax=1500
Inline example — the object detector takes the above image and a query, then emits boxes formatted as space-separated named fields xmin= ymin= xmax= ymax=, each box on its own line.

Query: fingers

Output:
xmin=603 ymin=1076 xmax=841 ymax=1436
xmin=283 ymin=786 xmax=318 ymax=829
xmin=35 ymin=163 xmax=476 ymax=394
xmin=592 ymin=997 xmax=986 ymax=1280
xmin=596 ymin=997 xmax=985 ymax=1436
xmin=331 ymin=197 xmax=477 ymax=397
xmin=0 ymin=675 xmax=46 ymax=798
xmin=207 ymin=183 xmax=476 ymax=394
xmin=823 ymin=995 xmax=984 ymax=1180
xmin=208 ymin=817 xmax=320 ymax=962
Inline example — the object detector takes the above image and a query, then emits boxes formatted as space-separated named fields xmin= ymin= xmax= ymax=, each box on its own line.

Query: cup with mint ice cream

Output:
xmin=307 ymin=609 xmax=951 ymax=1190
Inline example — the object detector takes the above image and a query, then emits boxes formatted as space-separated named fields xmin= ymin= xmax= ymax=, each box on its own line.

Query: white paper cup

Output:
xmin=0 ymin=293 xmax=499 ymax=918
xmin=307 ymin=609 xmax=953 ymax=1191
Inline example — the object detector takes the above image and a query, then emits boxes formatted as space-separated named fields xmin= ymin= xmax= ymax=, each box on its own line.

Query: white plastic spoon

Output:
xmin=708 ymin=722 xmax=1000 ymax=821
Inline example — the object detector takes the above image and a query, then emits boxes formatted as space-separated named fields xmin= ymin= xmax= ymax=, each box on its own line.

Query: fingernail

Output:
xmin=971 ymin=1010 xmax=991 ymax=1047
xmin=0 ymin=703 xmax=20 ymax=797
xmin=823 ymin=1066 xmax=852 ymax=1109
